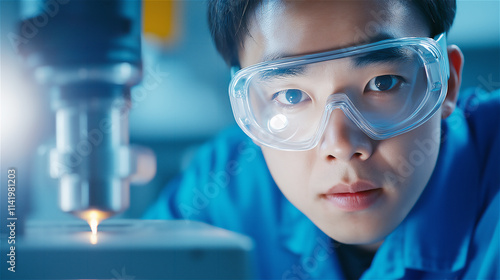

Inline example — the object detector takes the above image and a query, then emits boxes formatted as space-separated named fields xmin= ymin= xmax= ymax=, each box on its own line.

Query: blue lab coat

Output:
xmin=144 ymin=88 xmax=500 ymax=279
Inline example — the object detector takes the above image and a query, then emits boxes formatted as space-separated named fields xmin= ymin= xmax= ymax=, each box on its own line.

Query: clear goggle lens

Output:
xmin=230 ymin=35 xmax=449 ymax=151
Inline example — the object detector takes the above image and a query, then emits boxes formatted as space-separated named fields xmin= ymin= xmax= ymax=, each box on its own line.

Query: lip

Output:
xmin=322 ymin=181 xmax=382 ymax=212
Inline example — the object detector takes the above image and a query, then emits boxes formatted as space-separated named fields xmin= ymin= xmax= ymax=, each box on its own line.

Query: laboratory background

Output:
xmin=0 ymin=0 xmax=499 ymax=279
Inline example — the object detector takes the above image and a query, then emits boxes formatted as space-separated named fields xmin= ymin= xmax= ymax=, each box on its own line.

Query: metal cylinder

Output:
xmin=51 ymin=85 xmax=131 ymax=216
xmin=18 ymin=0 xmax=144 ymax=219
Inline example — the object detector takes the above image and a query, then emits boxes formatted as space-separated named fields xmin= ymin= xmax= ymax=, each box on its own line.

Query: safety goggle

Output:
xmin=229 ymin=33 xmax=450 ymax=151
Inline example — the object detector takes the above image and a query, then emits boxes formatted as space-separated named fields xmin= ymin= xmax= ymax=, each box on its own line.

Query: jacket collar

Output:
xmin=279 ymin=197 xmax=345 ymax=278
xmin=395 ymin=110 xmax=479 ymax=273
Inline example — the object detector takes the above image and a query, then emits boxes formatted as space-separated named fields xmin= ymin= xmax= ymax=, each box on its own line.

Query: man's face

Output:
xmin=239 ymin=0 xmax=442 ymax=246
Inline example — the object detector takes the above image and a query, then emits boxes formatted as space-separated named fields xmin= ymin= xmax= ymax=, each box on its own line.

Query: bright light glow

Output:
xmin=269 ymin=114 xmax=288 ymax=131
xmin=0 ymin=54 xmax=42 ymax=160
xmin=88 ymin=216 xmax=99 ymax=245
xmin=81 ymin=210 xmax=109 ymax=245
xmin=90 ymin=218 xmax=98 ymax=235
xmin=90 ymin=231 xmax=98 ymax=245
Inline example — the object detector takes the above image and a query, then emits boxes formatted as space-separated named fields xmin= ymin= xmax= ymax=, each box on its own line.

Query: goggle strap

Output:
xmin=230 ymin=66 xmax=240 ymax=78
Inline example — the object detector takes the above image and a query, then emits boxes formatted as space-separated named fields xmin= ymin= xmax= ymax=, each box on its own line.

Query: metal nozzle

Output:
xmin=46 ymin=73 xmax=156 ymax=219
xmin=49 ymin=83 xmax=133 ymax=217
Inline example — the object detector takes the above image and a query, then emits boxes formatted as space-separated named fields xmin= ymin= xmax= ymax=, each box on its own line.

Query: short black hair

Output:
xmin=207 ymin=0 xmax=457 ymax=67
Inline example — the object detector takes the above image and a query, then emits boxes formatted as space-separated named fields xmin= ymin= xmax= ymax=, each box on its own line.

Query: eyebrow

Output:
xmin=353 ymin=47 xmax=414 ymax=67
xmin=259 ymin=65 xmax=307 ymax=81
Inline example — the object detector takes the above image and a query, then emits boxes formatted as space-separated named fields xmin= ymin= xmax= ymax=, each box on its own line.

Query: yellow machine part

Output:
xmin=143 ymin=0 xmax=178 ymax=42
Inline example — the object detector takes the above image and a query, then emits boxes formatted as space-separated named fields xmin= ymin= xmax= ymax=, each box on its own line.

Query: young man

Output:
xmin=145 ymin=1 xmax=500 ymax=279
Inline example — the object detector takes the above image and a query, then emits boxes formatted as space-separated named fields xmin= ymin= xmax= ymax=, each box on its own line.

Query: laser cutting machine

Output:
xmin=0 ymin=0 xmax=253 ymax=279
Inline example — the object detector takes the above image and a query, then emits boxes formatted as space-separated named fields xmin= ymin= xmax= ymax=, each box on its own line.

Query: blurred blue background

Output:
xmin=0 ymin=0 xmax=499 ymax=222
xmin=448 ymin=0 xmax=500 ymax=92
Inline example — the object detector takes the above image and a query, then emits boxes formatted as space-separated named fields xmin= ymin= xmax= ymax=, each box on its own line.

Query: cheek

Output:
xmin=378 ymin=112 xmax=442 ymax=200
xmin=260 ymin=148 xmax=315 ymax=205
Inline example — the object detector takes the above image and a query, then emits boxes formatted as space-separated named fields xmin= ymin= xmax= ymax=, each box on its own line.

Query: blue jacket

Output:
xmin=144 ymin=88 xmax=500 ymax=279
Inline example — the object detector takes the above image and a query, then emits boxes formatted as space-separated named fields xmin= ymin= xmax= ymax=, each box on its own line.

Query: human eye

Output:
xmin=365 ymin=75 xmax=405 ymax=92
xmin=272 ymin=89 xmax=311 ymax=106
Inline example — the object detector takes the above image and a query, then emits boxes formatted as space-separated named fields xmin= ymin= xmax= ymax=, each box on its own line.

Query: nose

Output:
xmin=319 ymin=108 xmax=374 ymax=162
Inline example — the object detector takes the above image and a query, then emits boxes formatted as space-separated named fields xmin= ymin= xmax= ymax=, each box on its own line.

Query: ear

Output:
xmin=442 ymin=45 xmax=464 ymax=119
